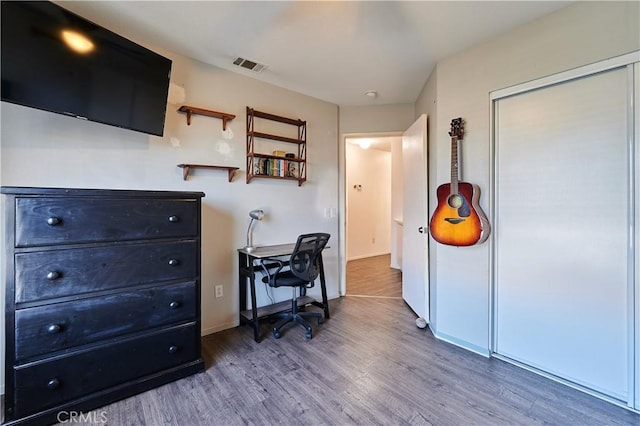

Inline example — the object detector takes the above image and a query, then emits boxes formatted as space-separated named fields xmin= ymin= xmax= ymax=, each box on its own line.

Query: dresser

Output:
xmin=1 ymin=187 xmax=205 ymax=425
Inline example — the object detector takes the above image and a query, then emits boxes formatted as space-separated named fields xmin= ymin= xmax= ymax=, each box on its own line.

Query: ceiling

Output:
xmin=347 ymin=136 xmax=398 ymax=152
xmin=57 ymin=1 xmax=572 ymax=106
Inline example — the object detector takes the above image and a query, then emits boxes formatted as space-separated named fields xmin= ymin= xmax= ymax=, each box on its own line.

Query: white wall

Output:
xmin=345 ymin=143 xmax=391 ymax=260
xmin=0 ymin=28 xmax=340 ymax=339
xmin=340 ymin=104 xmax=415 ymax=135
xmin=416 ymin=1 xmax=640 ymax=354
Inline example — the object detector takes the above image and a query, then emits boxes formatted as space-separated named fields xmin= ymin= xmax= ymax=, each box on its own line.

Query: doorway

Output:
xmin=344 ymin=135 xmax=402 ymax=298
xmin=346 ymin=255 xmax=401 ymax=298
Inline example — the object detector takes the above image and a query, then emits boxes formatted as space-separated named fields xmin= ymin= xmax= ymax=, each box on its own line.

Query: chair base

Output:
xmin=272 ymin=298 xmax=323 ymax=340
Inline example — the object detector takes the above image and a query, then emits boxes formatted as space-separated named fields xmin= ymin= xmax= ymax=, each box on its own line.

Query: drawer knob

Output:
xmin=46 ymin=324 xmax=62 ymax=334
xmin=46 ymin=271 xmax=61 ymax=281
xmin=169 ymin=301 xmax=181 ymax=309
xmin=168 ymin=259 xmax=180 ymax=267
xmin=47 ymin=378 xmax=60 ymax=390
xmin=168 ymin=345 xmax=179 ymax=354
xmin=168 ymin=215 xmax=180 ymax=223
xmin=47 ymin=217 xmax=61 ymax=226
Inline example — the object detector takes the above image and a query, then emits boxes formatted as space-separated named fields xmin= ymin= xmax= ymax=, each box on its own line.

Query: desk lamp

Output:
xmin=246 ymin=209 xmax=264 ymax=252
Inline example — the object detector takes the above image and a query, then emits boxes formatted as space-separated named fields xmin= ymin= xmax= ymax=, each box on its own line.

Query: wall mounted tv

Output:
xmin=1 ymin=1 xmax=172 ymax=136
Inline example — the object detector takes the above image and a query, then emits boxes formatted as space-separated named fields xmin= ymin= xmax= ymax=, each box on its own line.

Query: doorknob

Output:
xmin=418 ymin=226 xmax=425 ymax=233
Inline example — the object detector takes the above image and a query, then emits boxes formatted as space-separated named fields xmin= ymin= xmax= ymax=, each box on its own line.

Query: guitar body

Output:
xmin=429 ymin=182 xmax=489 ymax=247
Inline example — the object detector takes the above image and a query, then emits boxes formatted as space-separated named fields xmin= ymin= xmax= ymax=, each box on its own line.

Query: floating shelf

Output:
xmin=177 ymin=164 xmax=239 ymax=182
xmin=177 ymin=106 xmax=235 ymax=130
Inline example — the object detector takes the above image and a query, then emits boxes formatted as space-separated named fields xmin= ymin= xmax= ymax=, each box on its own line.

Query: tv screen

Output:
xmin=1 ymin=1 xmax=172 ymax=136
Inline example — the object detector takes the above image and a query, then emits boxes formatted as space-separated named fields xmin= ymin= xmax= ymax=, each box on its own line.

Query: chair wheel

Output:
xmin=318 ymin=318 xmax=324 ymax=325
xmin=273 ymin=330 xmax=281 ymax=339
xmin=305 ymin=332 xmax=312 ymax=340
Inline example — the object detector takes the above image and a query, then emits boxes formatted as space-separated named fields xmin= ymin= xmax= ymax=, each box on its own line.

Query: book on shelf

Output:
xmin=252 ymin=157 xmax=297 ymax=178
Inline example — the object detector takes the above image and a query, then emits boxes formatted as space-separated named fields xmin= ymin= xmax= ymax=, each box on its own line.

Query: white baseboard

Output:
xmin=201 ymin=320 xmax=238 ymax=337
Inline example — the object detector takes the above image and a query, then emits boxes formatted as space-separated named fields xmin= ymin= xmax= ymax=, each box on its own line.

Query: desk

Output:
xmin=238 ymin=243 xmax=330 ymax=342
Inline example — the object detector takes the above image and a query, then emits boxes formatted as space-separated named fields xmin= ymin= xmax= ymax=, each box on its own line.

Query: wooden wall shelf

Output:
xmin=177 ymin=164 xmax=239 ymax=182
xmin=178 ymin=106 xmax=235 ymax=130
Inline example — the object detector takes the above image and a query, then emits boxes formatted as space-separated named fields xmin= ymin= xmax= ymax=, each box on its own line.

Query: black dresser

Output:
xmin=1 ymin=187 xmax=205 ymax=425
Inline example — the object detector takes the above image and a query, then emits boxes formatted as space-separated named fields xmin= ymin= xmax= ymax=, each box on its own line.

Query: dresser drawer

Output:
xmin=15 ymin=281 xmax=197 ymax=360
xmin=15 ymin=241 xmax=197 ymax=303
xmin=13 ymin=323 xmax=199 ymax=418
xmin=15 ymin=197 xmax=198 ymax=247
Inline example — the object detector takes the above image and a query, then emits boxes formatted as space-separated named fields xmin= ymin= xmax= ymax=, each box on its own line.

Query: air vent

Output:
xmin=232 ymin=57 xmax=267 ymax=73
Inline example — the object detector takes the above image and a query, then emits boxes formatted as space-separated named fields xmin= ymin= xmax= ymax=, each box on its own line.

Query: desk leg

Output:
xmin=238 ymin=252 xmax=261 ymax=342
xmin=238 ymin=252 xmax=248 ymax=315
xmin=248 ymin=260 xmax=259 ymax=342
xmin=312 ymin=253 xmax=330 ymax=319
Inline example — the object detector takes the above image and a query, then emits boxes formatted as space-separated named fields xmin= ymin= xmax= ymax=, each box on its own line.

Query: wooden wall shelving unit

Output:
xmin=246 ymin=107 xmax=306 ymax=186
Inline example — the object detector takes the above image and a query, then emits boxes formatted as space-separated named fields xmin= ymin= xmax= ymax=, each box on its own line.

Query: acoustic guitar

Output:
xmin=429 ymin=118 xmax=490 ymax=246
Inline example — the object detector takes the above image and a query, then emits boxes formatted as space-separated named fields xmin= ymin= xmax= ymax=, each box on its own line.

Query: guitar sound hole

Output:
xmin=448 ymin=194 xmax=463 ymax=209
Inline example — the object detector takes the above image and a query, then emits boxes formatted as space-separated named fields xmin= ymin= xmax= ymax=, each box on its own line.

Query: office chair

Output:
xmin=260 ymin=233 xmax=330 ymax=340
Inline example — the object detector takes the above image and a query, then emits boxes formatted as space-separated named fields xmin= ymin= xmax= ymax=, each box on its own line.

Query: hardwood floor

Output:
xmin=346 ymin=254 xmax=402 ymax=298
xmin=77 ymin=297 xmax=639 ymax=425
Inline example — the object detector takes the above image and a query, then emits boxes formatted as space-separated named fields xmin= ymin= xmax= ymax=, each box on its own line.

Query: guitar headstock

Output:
xmin=449 ymin=117 xmax=464 ymax=140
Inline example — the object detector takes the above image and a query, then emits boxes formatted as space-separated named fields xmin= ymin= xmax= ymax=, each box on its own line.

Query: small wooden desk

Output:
xmin=237 ymin=243 xmax=330 ymax=342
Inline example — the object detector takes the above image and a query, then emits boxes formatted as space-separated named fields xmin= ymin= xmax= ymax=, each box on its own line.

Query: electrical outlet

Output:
xmin=215 ymin=285 xmax=223 ymax=298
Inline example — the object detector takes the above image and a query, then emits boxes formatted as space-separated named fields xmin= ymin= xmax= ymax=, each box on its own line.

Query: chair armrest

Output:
xmin=260 ymin=260 xmax=289 ymax=271
xmin=259 ymin=257 xmax=290 ymax=269
xmin=259 ymin=258 xmax=288 ymax=285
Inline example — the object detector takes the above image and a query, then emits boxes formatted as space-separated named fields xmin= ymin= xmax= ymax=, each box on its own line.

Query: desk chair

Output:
xmin=260 ymin=233 xmax=330 ymax=340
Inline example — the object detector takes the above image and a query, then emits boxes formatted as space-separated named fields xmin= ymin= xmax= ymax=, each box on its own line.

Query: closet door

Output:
xmin=494 ymin=66 xmax=630 ymax=401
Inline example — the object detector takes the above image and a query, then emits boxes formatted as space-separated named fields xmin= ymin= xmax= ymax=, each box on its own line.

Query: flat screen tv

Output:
xmin=1 ymin=1 xmax=172 ymax=136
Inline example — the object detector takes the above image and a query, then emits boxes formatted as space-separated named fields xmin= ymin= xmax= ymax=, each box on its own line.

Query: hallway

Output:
xmin=346 ymin=254 xmax=401 ymax=298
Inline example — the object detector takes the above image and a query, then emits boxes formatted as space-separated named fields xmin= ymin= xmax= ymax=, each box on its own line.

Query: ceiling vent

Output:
xmin=232 ymin=57 xmax=267 ymax=73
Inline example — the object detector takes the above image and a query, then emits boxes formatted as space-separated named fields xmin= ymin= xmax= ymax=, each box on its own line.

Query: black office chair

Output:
xmin=260 ymin=233 xmax=330 ymax=340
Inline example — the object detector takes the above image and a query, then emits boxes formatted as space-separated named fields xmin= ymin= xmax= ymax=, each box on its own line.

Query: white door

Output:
xmin=402 ymin=114 xmax=429 ymax=321
xmin=494 ymin=66 xmax=631 ymax=401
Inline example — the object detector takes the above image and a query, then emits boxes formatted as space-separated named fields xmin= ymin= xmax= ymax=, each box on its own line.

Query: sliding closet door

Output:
xmin=494 ymin=66 xmax=631 ymax=401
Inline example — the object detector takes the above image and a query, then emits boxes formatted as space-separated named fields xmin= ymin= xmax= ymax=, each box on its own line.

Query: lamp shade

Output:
xmin=246 ymin=209 xmax=265 ymax=250
xmin=249 ymin=209 xmax=264 ymax=220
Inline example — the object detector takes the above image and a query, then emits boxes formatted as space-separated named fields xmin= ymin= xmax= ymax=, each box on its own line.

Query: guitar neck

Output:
xmin=450 ymin=136 xmax=459 ymax=195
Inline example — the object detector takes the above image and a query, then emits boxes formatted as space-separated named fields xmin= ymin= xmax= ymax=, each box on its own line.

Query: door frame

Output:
xmin=339 ymin=131 xmax=402 ymax=297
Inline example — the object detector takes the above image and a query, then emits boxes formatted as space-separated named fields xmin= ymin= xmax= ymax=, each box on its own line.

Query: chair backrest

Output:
xmin=289 ymin=233 xmax=330 ymax=283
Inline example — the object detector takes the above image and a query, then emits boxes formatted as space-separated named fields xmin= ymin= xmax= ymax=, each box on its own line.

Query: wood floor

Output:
xmin=77 ymin=296 xmax=639 ymax=425
xmin=346 ymin=254 xmax=401 ymax=298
